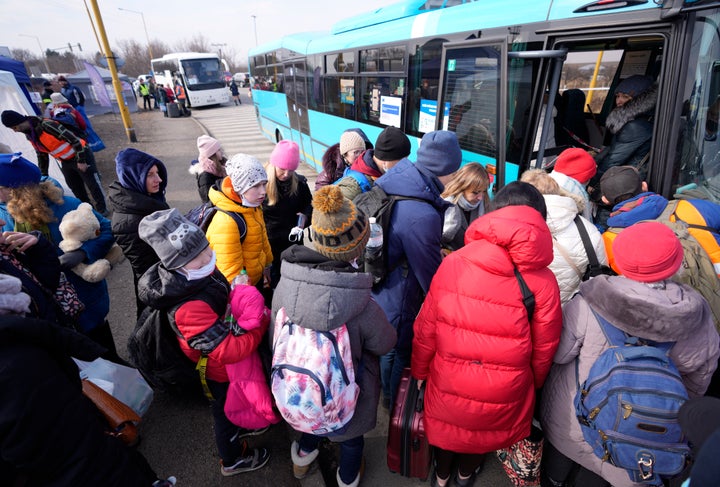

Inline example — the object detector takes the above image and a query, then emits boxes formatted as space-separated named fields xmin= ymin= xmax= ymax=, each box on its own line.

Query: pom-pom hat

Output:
xmin=311 ymin=185 xmax=369 ymax=262
xmin=270 ymin=140 xmax=300 ymax=171
xmin=612 ymin=221 xmax=683 ymax=282
xmin=553 ymin=148 xmax=597 ymax=184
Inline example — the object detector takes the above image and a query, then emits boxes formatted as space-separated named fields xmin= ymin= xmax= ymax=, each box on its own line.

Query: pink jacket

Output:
xmin=223 ymin=285 xmax=279 ymax=429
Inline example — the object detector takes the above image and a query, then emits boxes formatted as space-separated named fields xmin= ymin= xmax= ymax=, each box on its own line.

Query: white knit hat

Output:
xmin=226 ymin=153 xmax=268 ymax=195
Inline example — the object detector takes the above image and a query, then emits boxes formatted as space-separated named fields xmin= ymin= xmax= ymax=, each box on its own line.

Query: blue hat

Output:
xmin=0 ymin=152 xmax=41 ymax=188
xmin=115 ymin=148 xmax=167 ymax=196
xmin=615 ymin=75 xmax=653 ymax=98
xmin=416 ymin=130 xmax=462 ymax=177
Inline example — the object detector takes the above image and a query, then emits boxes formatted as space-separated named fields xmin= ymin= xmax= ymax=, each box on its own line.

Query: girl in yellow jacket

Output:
xmin=206 ymin=153 xmax=273 ymax=287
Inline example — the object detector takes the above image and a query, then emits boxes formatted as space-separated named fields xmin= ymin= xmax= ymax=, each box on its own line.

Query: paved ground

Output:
xmin=90 ymin=105 xmax=515 ymax=487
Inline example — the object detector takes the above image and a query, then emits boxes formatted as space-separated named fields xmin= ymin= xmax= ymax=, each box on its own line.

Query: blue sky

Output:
xmin=0 ymin=0 xmax=392 ymax=66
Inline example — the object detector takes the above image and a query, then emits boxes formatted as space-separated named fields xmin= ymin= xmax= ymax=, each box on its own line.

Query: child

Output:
xmin=137 ymin=208 xmax=270 ymax=477
xmin=440 ymin=162 xmax=491 ymax=252
xmin=271 ymin=185 xmax=396 ymax=487
xmin=262 ymin=140 xmax=312 ymax=291
xmin=190 ymin=135 xmax=227 ymax=204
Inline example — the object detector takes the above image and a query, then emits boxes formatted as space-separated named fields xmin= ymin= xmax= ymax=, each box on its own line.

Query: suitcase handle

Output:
xmin=415 ymin=380 xmax=425 ymax=413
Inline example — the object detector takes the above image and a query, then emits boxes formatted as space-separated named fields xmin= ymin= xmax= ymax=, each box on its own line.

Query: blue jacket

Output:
xmin=371 ymin=158 xmax=451 ymax=351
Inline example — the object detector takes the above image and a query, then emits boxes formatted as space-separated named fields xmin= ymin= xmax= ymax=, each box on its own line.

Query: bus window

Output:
xmin=359 ymin=76 xmax=404 ymax=127
xmin=324 ymin=76 xmax=355 ymax=119
xmin=406 ymin=39 xmax=445 ymax=136
xmin=675 ymin=9 xmax=720 ymax=199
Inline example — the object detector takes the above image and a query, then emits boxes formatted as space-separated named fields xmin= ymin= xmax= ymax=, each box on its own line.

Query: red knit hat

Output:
xmin=553 ymin=148 xmax=597 ymax=184
xmin=613 ymin=222 xmax=684 ymax=282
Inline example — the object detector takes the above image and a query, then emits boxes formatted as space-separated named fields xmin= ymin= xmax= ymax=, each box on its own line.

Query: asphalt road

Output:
xmin=92 ymin=103 xmax=514 ymax=487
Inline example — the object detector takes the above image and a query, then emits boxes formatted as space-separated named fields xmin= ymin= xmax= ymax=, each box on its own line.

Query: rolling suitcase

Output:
xmin=167 ymin=102 xmax=180 ymax=118
xmin=387 ymin=368 xmax=432 ymax=480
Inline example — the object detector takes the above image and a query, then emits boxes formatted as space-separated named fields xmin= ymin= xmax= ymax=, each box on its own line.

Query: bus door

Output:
xmin=438 ymin=39 xmax=566 ymax=189
xmin=283 ymin=61 xmax=312 ymax=162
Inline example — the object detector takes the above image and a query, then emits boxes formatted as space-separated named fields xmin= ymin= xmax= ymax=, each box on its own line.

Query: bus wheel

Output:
xmin=275 ymin=131 xmax=283 ymax=143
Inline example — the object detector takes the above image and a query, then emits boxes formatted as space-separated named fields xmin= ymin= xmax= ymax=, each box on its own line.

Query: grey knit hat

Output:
xmin=226 ymin=153 xmax=268 ymax=195
xmin=138 ymin=208 xmax=209 ymax=270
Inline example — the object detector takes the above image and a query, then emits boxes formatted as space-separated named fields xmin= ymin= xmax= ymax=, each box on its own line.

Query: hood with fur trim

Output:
xmin=605 ymin=85 xmax=657 ymax=135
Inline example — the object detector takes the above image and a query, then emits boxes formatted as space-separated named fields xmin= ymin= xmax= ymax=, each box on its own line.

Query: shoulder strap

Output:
xmin=553 ymin=238 xmax=583 ymax=280
xmin=513 ymin=267 xmax=535 ymax=321
xmin=589 ymin=307 xmax=673 ymax=353
xmin=214 ymin=208 xmax=247 ymax=243
xmin=574 ymin=215 xmax=599 ymax=267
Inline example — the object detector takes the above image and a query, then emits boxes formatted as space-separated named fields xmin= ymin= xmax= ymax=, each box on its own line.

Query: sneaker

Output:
xmin=231 ymin=426 xmax=270 ymax=442
xmin=220 ymin=447 xmax=270 ymax=476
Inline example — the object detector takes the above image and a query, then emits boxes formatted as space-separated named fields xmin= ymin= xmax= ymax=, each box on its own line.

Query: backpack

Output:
xmin=49 ymin=111 xmax=87 ymax=140
xmin=574 ymin=307 xmax=690 ymax=485
xmin=335 ymin=167 xmax=372 ymax=193
xmin=353 ymin=185 xmax=424 ymax=285
xmin=184 ymin=201 xmax=247 ymax=242
xmin=270 ymin=307 xmax=359 ymax=435
xmin=126 ymin=305 xmax=202 ymax=397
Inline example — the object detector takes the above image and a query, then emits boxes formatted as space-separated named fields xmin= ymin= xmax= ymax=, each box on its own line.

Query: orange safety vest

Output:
xmin=175 ymin=85 xmax=186 ymax=100
xmin=31 ymin=130 xmax=85 ymax=161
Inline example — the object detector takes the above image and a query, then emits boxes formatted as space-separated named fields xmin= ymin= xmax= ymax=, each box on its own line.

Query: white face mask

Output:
xmin=178 ymin=251 xmax=216 ymax=281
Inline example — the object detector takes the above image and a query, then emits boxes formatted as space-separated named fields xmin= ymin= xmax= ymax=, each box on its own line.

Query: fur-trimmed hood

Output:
xmin=605 ymin=85 xmax=657 ymax=134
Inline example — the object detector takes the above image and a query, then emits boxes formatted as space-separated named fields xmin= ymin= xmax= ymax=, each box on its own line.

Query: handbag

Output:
xmin=496 ymin=425 xmax=544 ymax=487
xmin=81 ymin=378 xmax=141 ymax=446
xmin=53 ymin=271 xmax=85 ymax=321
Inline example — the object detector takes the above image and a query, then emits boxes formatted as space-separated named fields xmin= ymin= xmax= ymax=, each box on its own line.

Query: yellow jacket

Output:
xmin=207 ymin=177 xmax=273 ymax=285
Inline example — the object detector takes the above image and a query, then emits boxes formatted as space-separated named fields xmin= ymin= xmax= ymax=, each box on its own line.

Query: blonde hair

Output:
xmin=441 ymin=162 xmax=491 ymax=208
xmin=7 ymin=181 xmax=65 ymax=228
xmin=520 ymin=169 xmax=585 ymax=213
xmin=264 ymin=162 xmax=298 ymax=206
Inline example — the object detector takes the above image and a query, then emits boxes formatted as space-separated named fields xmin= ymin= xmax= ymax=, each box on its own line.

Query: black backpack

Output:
xmin=353 ymin=185 xmax=424 ymax=285
xmin=184 ymin=202 xmax=246 ymax=242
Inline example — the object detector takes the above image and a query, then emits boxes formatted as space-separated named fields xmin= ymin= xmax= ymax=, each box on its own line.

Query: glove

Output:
xmin=288 ymin=226 xmax=304 ymax=242
xmin=59 ymin=250 xmax=86 ymax=269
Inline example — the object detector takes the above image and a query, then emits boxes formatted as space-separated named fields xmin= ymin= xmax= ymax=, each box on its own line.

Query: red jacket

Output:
xmin=411 ymin=205 xmax=562 ymax=453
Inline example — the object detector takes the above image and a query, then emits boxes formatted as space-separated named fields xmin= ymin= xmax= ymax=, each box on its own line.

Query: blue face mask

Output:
xmin=178 ymin=251 xmax=216 ymax=281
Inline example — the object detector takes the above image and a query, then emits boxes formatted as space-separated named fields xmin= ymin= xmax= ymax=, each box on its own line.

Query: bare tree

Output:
xmin=174 ymin=34 xmax=212 ymax=54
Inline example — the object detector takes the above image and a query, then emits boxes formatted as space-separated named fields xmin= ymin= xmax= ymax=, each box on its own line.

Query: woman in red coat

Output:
xmin=412 ymin=182 xmax=563 ymax=487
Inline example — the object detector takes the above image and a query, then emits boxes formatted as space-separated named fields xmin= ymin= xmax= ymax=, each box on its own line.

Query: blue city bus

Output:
xmin=249 ymin=0 xmax=720 ymax=197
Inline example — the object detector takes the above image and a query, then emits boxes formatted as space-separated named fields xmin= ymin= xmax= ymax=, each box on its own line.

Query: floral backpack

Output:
xmin=270 ymin=307 xmax=359 ymax=435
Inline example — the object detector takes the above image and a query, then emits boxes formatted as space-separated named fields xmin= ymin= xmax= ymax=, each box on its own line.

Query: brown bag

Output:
xmin=81 ymin=379 xmax=141 ymax=446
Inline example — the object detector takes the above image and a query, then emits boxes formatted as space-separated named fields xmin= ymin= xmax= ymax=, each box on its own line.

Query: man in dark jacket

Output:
xmin=373 ymin=130 xmax=462 ymax=406
xmin=0 ymin=315 xmax=174 ymax=486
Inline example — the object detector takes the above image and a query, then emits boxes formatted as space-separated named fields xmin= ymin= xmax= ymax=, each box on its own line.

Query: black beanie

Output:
xmin=374 ymin=127 xmax=411 ymax=161
xmin=1 ymin=110 xmax=28 ymax=128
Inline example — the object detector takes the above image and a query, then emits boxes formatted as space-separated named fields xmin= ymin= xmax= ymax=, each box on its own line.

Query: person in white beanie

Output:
xmin=205 ymin=153 xmax=273 ymax=286
xmin=190 ymin=135 xmax=227 ymax=204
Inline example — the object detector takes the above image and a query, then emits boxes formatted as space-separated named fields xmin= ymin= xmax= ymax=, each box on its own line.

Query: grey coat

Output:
xmin=540 ymin=275 xmax=720 ymax=487
xmin=271 ymin=245 xmax=397 ymax=442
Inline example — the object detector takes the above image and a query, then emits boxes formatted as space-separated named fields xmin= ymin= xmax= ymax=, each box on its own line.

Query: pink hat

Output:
xmin=270 ymin=140 xmax=300 ymax=171
xmin=613 ymin=222 xmax=684 ymax=282
xmin=197 ymin=135 xmax=222 ymax=159
xmin=553 ymin=148 xmax=597 ymax=184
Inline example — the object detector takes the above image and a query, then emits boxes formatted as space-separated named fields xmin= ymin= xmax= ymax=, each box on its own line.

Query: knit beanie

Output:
xmin=612 ymin=222 xmax=683 ymax=282
xmin=374 ymin=126 xmax=411 ymax=161
xmin=115 ymin=148 xmax=167 ymax=196
xmin=197 ymin=135 xmax=222 ymax=161
xmin=615 ymin=75 xmax=654 ymax=98
xmin=311 ymin=185 xmax=369 ymax=262
xmin=553 ymin=148 xmax=597 ymax=184
xmin=226 ymin=153 xmax=268 ymax=195
xmin=339 ymin=131 xmax=366 ymax=156
xmin=50 ymin=93 xmax=69 ymax=105
xmin=0 ymin=152 xmax=41 ymax=188
xmin=1 ymin=110 xmax=28 ymax=128
xmin=270 ymin=140 xmax=300 ymax=171
xmin=600 ymin=166 xmax=643 ymax=206
xmin=416 ymin=130 xmax=462 ymax=177
xmin=138 ymin=208 xmax=209 ymax=270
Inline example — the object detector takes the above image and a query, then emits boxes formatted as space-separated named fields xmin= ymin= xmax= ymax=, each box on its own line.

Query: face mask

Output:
xmin=179 ymin=251 xmax=216 ymax=281
xmin=242 ymin=199 xmax=262 ymax=208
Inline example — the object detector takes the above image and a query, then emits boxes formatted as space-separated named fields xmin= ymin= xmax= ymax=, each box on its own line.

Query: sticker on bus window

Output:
xmin=448 ymin=59 xmax=457 ymax=71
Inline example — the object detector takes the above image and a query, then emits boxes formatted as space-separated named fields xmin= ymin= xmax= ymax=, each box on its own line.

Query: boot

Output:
xmin=336 ymin=457 xmax=365 ymax=487
xmin=290 ymin=440 xmax=319 ymax=480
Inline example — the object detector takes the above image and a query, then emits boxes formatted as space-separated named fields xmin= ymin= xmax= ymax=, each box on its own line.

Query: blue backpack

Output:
xmin=574 ymin=308 xmax=690 ymax=485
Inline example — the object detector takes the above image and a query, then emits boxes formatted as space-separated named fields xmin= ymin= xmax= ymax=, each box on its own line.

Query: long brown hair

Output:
xmin=7 ymin=181 xmax=64 ymax=228
xmin=441 ymin=162 xmax=491 ymax=208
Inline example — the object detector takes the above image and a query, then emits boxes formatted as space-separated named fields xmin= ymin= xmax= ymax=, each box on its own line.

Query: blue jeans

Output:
xmin=207 ymin=380 xmax=243 ymax=465
xmin=380 ymin=346 xmax=411 ymax=404
xmin=298 ymin=434 xmax=364 ymax=484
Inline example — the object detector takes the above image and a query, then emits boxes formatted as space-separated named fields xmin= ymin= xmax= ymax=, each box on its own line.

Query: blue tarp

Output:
xmin=0 ymin=56 xmax=40 ymax=115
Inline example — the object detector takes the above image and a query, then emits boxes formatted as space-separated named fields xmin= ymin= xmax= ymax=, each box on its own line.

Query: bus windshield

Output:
xmin=180 ymin=58 xmax=226 ymax=90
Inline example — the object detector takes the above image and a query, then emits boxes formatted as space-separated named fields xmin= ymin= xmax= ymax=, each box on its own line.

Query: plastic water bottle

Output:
xmin=365 ymin=217 xmax=383 ymax=281
xmin=232 ymin=267 xmax=250 ymax=288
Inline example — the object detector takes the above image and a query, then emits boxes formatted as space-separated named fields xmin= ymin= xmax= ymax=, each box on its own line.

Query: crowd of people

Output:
xmin=1 ymin=70 xmax=720 ymax=487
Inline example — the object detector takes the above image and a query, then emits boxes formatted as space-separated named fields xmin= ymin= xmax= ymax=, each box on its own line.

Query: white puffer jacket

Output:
xmin=544 ymin=194 xmax=607 ymax=304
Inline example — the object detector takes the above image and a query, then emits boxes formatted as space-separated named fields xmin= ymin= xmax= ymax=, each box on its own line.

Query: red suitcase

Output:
xmin=387 ymin=368 xmax=432 ymax=480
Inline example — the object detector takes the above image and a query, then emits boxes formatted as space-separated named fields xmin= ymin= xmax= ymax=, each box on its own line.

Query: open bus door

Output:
xmin=283 ymin=61 xmax=311 ymax=161
xmin=437 ymin=39 xmax=566 ymax=190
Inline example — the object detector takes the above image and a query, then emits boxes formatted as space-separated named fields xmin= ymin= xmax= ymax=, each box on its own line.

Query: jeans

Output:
xmin=298 ymin=434 xmax=364 ymax=484
xmin=207 ymin=380 xmax=244 ymax=465
xmin=380 ymin=346 xmax=411 ymax=404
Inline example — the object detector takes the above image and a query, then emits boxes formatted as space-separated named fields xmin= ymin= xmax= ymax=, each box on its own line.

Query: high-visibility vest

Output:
xmin=175 ymin=85 xmax=186 ymax=100
xmin=31 ymin=130 xmax=85 ymax=161
xmin=139 ymin=84 xmax=150 ymax=96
